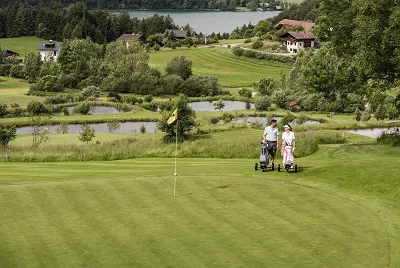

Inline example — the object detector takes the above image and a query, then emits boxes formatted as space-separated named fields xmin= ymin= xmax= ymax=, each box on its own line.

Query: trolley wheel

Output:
xmin=262 ymin=168 xmax=265 ymax=172
xmin=271 ymin=163 xmax=275 ymax=171
xmin=255 ymin=163 xmax=258 ymax=171
xmin=278 ymin=164 xmax=280 ymax=172
xmin=295 ymin=165 xmax=298 ymax=173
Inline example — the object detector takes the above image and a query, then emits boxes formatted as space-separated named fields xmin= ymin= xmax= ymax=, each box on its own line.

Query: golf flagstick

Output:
xmin=173 ymin=118 xmax=178 ymax=198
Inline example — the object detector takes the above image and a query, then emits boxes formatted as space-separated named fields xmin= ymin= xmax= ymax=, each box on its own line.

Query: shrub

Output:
xmin=62 ymin=107 xmax=69 ymax=116
xmin=74 ymin=102 xmax=91 ymax=115
xmin=122 ymin=95 xmax=138 ymax=105
xmin=244 ymin=39 xmax=252 ymax=44
xmin=252 ymin=40 xmax=263 ymax=49
xmin=232 ymin=46 xmax=244 ymax=56
xmin=251 ymin=121 xmax=263 ymax=129
xmin=78 ymin=76 xmax=102 ymax=89
xmin=107 ymin=91 xmax=121 ymax=102
xmin=9 ymin=65 xmax=24 ymax=78
xmin=254 ymin=96 xmax=271 ymax=111
xmin=27 ymin=101 xmax=48 ymax=115
xmin=140 ymin=124 xmax=146 ymax=134
xmin=375 ymin=104 xmax=387 ymax=121
xmin=353 ymin=108 xmax=361 ymax=121
xmin=377 ymin=130 xmax=400 ymax=147
xmin=0 ymin=64 xmax=12 ymax=76
xmin=273 ymin=90 xmax=289 ymax=109
xmin=39 ymin=75 xmax=63 ymax=92
xmin=153 ymin=44 xmax=160 ymax=51
xmin=209 ymin=117 xmax=220 ymax=124
xmin=59 ymin=73 xmax=79 ymax=88
xmin=79 ymin=124 xmax=95 ymax=144
xmin=238 ymin=88 xmax=252 ymax=98
xmin=44 ymin=94 xmax=73 ymax=105
xmin=165 ymin=55 xmax=192 ymax=80
xmin=9 ymin=103 xmax=20 ymax=108
xmin=279 ymin=111 xmax=295 ymax=127
xmin=163 ymin=74 xmax=184 ymax=95
xmin=82 ymin=85 xmax=101 ymax=99
xmin=144 ymin=95 xmax=153 ymax=103
xmin=222 ymin=112 xmax=234 ymax=123
xmin=0 ymin=103 xmax=7 ymax=117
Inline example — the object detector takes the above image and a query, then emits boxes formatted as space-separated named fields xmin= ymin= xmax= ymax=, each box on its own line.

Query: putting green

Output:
xmin=0 ymin=158 xmax=389 ymax=267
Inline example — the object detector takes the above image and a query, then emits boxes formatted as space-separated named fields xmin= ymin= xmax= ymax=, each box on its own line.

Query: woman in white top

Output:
xmin=281 ymin=124 xmax=295 ymax=154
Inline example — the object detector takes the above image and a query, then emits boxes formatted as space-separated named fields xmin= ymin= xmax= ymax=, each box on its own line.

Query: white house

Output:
xmin=280 ymin=32 xmax=315 ymax=53
xmin=37 ymin=40 xmax=62 ymax=61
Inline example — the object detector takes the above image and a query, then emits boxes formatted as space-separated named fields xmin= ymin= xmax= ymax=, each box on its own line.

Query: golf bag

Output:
xmin=255 ymin=140 xmax=274 ymax=171
xmin=282 ymin=144 xmax=294 ymax=169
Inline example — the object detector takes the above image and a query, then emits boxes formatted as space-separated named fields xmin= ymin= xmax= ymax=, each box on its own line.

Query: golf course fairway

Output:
xmin=0 ymin=145 xmax=398 ymax=267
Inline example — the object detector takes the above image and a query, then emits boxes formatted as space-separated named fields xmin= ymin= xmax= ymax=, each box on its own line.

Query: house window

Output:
xmin=289 ymin=48 xmax=292 ymax=51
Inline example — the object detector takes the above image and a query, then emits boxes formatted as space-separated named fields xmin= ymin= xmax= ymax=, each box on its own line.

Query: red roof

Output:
xmin=280 ymin=32 xmax=315 ymax=40
xmin=118 ymin=34 xmax=143 ymax=41
xmin=274 ymin=19 xmax=315 ymax=32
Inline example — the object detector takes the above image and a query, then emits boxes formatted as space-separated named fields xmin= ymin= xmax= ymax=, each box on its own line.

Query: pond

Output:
xmin=121 ymin=10 xmax=281 ymax=34
xmin=344 ymin=128 xmax=399 ymax=139
xmin=16 ymin=122 xmax=158 ymax=135
xmin=65 ymin=106 xmax=121 ymax=115
xmin=188 ymin=101 xmax=254 ymax=112
xmin=232 ymin=116 xmax=321 ymax=126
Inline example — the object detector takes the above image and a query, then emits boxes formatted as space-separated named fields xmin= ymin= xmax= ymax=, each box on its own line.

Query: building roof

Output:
xmin=280 ymin=32 xmax=316 ymax=40
xmin=166 ymin=29 xmax=188 ymax=38
xmin=274 ymin=19 xmax=315 ymax=32
xmin=118 ymin=33 xmax=144 ymax=42
xmin=5 ymin=50 xmax=19 ymax=56
xmin=37 ymin=41 xmax=62 ymax=51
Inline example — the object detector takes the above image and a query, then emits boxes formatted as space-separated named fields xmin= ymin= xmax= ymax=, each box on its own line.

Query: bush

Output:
xmin=163 ymin=74 xmax=184 ymax=95
xmin=9 ymin=103 xmax=20 ymax=108
xmin=122 ymin=95 xmax=138 ymax=105
xmin=153 ymin=44 xmax=160 ymax=51
xmin=209 ymin=117 xmax=220 ymax=124
xmin=107 ymin=91 xmax=121 ymax=102
xmin=82 ymin=85 xmax=100 ymax=99
xmin=27 ymin=101 xmax=48 ymax=115
xmin=179 ymin=76 xmax=221 ymax=97
xmin=59 ymin=73 xmax=79 ymax=88
xmin=0 ymin=64 xmax=12 ymax=76
xmin=38 ymin=75 xmax=63 ymax=92
xmin=252 ymin=40 xmax=264 ymax=49
xmin=238 ymin=88 xmax=252 ymax=98
xmin=353 ymin=108 xmax=361 ymax=121
xmin=44 ymin=94 xmax=73 ymax=105
xmin=77 ymin=76 xmax=102 ymax=89
xmin=222 ymin=112 xmax=234 ymax=123
xmin=232 ymin=46 xmax=244 ymax=56
xmin=279 ymin=111 xmax=295 ymax=127
xmin=165 ymin=55 xmax=192 ymax=80
xmin=0 ymin=124 xmax=16 ymax=147
xmin=254 ymin=96 xmax=272 ymax=111
xmin=9 ymin=65 xmax=24 ymax=78
xmin=375 ymin=104 xmax=387 ymax=121
xmin=62 ymin=107 xmax=69 ymax=116
xmin=377 ymin=130 xmax=400 ymax=147
xmin=144 ymin=95 xmax=153 ymax=103
xmin=74 ymin=102 xmax=91 ymax=115
xmin=0 ymin=103 xmax=7 ymax=117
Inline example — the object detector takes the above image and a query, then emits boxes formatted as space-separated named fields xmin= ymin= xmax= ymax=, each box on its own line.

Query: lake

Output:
xmin=124 ymin=10 xmax=281 ymax=33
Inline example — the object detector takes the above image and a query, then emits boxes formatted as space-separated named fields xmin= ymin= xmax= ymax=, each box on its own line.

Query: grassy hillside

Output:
xmin=149 ymin=47 xmax=293 ymax=87
xmin=0 ymin=76 xmax=43 ymax=106
xmin=0 ymin=144 xmax=398 ymax=267
xmin=0 ymin=36 xmax=45 ymax=55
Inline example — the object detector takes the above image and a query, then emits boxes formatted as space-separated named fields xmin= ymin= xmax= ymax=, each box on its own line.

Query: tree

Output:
xmin=74 ymin=102 xmax=91 ymax=115
xmin=246 ymin=1 xmax=257 ymax=11
xmin=165 ymin=55 xmax=192 ymax=80
xmin=238 ymin=88 xmax=252 ymax=98
xmin=157 ymin=94 xmax=196 ymax=142
xmin=79 ymin=124 xmax=95 ymax=144
xmin=179 ymin=76 xmax=220 ymax=97
xmin=254 ymin=95 xmax=272 ymax=111
xmin=213 ymin=99 xmax=225 ymax=111
xmin=24 ymin=51 xmax=42 ymax=83
xmin=375 ymin=105 xmax=387 ymax=121
xmin=253 ymin=76 xmax=276 ymax=96
xmin=82 ymin=85 xmax=100 ymax=99
xmin=107 ymin=121 xmax=121 ymax=133
xmin=30 ymin=116 xmax=51 ymax=147
xmin=0 ymin=125 xmax=16 ymax=147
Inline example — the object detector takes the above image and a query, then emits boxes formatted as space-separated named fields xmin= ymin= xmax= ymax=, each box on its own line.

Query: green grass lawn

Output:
xmin=0 ymin=36 xmax=45 ymax=56
xmin=149 ymin=47 xmax=293 ymax=87
xmin=0 ymin=144 xmax=398 ymax=267
xmin=0 ymin=76 xmax=43 ymax=106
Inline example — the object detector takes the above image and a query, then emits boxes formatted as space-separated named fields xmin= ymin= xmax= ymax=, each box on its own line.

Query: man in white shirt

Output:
xmin=263 ymin=119 xmax=279 ymax=165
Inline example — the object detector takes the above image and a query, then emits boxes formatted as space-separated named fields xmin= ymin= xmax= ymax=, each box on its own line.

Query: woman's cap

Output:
xmin=283 ymin=125 xmax=290 ymax=129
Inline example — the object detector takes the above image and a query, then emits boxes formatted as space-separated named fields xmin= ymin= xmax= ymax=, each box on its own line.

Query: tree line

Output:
xmin=0 ymin=2 xmax=177 ymax=42
xmin=0 ymin=0 xmax=284 ymax=11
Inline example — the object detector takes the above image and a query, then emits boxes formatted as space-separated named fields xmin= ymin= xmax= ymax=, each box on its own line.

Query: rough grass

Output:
xmin=0 ymin=36 xmax=45 ymax=55
xmin=149 ymin=47 xmax=293 ymax=86
xmin=0 ymin=76 xmax=43 ymax=106
xmin=0 ymin=144 xmax=398 ymax=267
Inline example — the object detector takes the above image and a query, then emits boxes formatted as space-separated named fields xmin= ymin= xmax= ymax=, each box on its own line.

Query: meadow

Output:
xmin=149 ymin=47 xmax=293 ymax=87
xmin=0 ymin=76 xmax=43 ymax=107
xmin=0 ymin=144 xmax=398 ymax=267
xmin=0 ymin=36 xmax=45 ymax=55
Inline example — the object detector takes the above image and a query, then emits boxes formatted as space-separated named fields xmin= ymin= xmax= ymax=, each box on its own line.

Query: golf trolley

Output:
xmin=278 ymin=144 xmax=298 ymax=173
xmin=255 ymin=140 xmax=275 ymax=172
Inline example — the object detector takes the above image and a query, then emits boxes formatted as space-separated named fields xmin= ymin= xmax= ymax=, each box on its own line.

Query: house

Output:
xmin=118 ymin=33 xmax=145 ymax=44
xmin=274 ymin=19 xmax=315 ymax=32
xmin=164 ymin=29 xmax=188 ymax=41
xmin=280 ymin=32 xmax=315 ymax=53
xmin=37 ymin=40 xmax=62 ymax=61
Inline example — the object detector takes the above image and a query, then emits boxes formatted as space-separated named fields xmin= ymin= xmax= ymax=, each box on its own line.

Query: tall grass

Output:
xmin=377 ymin=129 xmax=400 ymax=146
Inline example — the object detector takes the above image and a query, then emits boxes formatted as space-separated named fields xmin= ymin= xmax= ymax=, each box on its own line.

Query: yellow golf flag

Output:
xmin=167 ymin=108 xmax=178 ymax=124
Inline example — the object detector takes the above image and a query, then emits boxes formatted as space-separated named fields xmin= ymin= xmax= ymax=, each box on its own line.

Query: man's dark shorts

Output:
xmin=266 ymin=141 xmax=277 ymax=157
